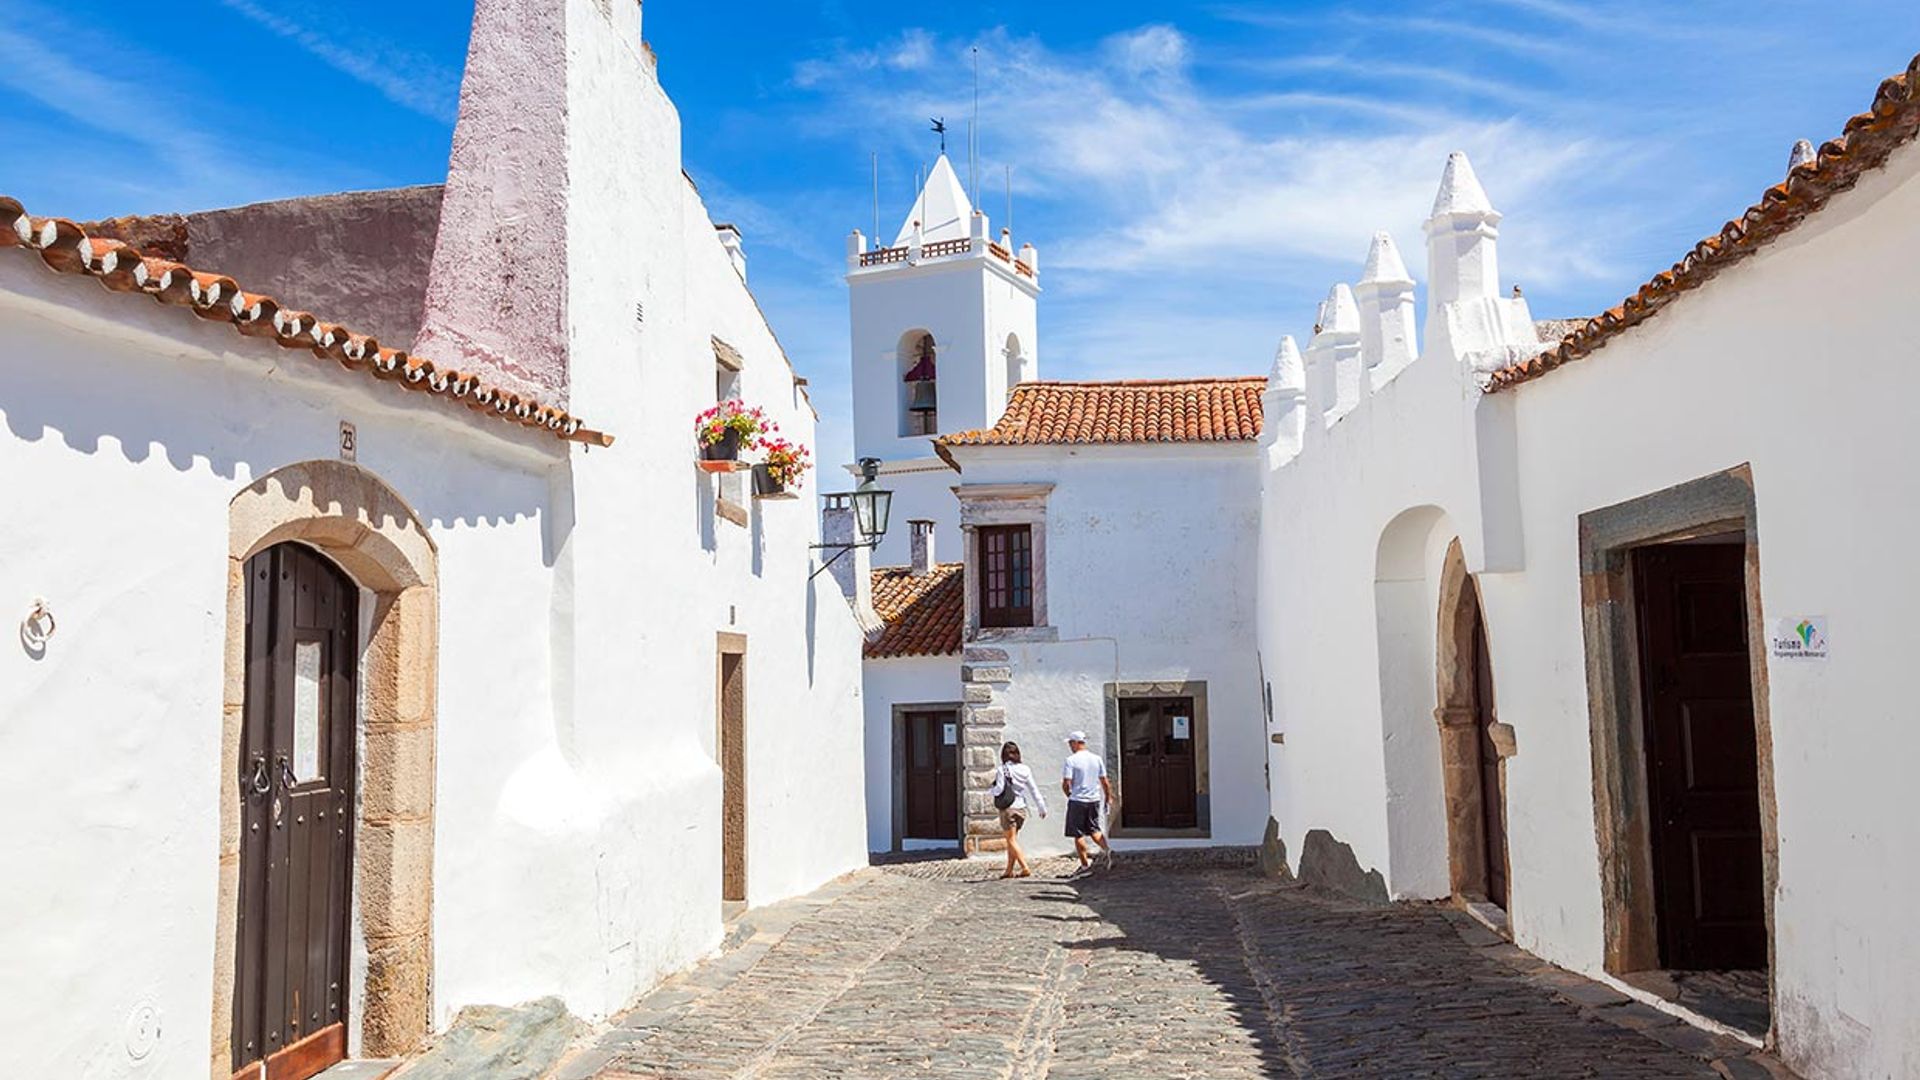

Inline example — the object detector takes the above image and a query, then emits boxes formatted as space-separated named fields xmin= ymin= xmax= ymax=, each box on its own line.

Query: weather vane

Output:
xmin=929 ymin=117 xmax=947 ymax=154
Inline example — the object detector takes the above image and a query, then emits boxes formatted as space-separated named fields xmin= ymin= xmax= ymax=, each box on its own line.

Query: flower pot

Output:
xmin=701 ymin=429 xmax=742 ymax=461
xmin=751 ymin=463 xmax=789 ymax=497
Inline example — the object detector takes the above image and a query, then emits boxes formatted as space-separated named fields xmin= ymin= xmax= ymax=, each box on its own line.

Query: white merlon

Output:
xmin=1268 ymin=334 xmax=1306 ymax=395
xmin=1307 ymin=284 xmax=1362 ymax=424
xmin=1018 ymin=242 xmax=1038 ymax=273
xmin=1356 ymin=232 xmax=1419 ymax=389
xmin=1263 ymin=335 xmax=1308 ymax=466
xmin=847 ymin=229 xmax=866 ymax=268
xmin=1422 ymin=151 xmax=1541 ymax=377
xmin=894 ymin=153 xmax=973 ymax=246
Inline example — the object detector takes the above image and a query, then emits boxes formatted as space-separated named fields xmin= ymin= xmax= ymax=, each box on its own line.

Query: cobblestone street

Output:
xmin=544 ymin=853 xmax=1787 ymax=1079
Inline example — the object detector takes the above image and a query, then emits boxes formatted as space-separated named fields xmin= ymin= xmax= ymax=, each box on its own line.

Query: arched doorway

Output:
xmin=1436 ymin=540 xmax=1511 ymax=909
xmin=232 ymin=542 xmax=360 ymax=1078
xmin=215 ymin=461 xmax=439 ymax=1080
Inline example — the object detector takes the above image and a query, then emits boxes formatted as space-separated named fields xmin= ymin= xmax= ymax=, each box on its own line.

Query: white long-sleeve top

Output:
xmin=987 ymin=761 xmax=1049 ymax=816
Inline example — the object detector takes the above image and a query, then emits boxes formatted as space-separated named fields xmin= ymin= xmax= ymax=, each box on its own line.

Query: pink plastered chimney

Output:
xmin=412 ymin=0 xmax=578 ymax=405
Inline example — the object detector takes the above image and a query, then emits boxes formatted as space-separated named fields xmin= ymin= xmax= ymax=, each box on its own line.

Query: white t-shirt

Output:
xmin=1062 ymin=748 xmax=1107 ymax=803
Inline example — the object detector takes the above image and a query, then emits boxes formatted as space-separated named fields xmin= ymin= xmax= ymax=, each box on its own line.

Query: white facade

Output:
xmin=844 ymin=154 xmax=1039 ymax=566
xmin=1256 ymin=125 xmax=1920 ymax=1079
xmin=0 ymin=2 xmax=867 ymax=1077
xmin=944 ymin=444 xmax=1270 ymax=858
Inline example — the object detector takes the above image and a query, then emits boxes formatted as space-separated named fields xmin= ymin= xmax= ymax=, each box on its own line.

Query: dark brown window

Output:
xmin=978 ymin=525 xmax=1034 ymax=628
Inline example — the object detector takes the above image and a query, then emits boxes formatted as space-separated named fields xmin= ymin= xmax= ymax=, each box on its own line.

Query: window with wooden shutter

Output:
xmin=978 ymin=524 xmax=1034 ymax=628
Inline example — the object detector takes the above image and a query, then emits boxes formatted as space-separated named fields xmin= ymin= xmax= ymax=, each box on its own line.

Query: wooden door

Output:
xmin=902 ymin=711 xmax=958 ymax=840
xmin=1119 ymin=698 xmax=1198 ymax=830
xmin=719 ymin=648 xmax=747 ymax=903
xmin=234 ymin=543 xmax=357 ymax=1080
xmin=1470 ymin=603 xmax=1510 ymax=909
xmin=1634 ymin=544 xmax=1766 ymax=970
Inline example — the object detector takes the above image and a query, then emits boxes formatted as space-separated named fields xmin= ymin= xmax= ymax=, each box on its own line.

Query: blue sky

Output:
xmin=4 ymin=2 xmax=1917 ymax=468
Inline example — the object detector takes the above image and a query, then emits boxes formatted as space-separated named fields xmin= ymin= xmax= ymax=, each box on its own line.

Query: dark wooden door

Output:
xmin=902 ymin=711 xmax=958 ymax=840
xmin=1634 ymin=544 xmax=1766 ymax=970
xmin=235 ymin=543 xmax=357 ymax=1080
xmin=1119 ymin=698 xmax=1198 ymax=830
xmin=720 ymin=648 xmax=747 ymax=903
xmin=1470 ymin=603 xmax=1510 ymax=909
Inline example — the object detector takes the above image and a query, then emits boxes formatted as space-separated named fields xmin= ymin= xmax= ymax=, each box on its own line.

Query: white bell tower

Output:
xmin=844 ymin=153 xmax=1041 ymax=565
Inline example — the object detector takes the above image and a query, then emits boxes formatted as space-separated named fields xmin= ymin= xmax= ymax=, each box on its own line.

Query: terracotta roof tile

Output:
xmin=866 ymin=563 xmax=964 ymax=659
xmin=1489 ymin=52 xmax=1920 ymax=391
xmin=1 ymin=197 xmax=611 ymax=446
xmin=940 ymin=377 xmax=1266 ymax=450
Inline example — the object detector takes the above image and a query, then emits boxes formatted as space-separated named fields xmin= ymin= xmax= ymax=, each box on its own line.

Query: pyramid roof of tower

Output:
xmin=893 ymin=154 xmax=973 ymax=246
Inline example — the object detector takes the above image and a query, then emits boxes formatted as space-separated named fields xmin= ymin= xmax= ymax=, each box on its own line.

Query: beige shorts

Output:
xmin=998 ymin=806 xmax=1028 ymax=831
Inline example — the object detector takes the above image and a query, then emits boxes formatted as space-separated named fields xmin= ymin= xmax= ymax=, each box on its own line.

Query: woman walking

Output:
xmin=988 ymin=741 xmax=1048 ymax=878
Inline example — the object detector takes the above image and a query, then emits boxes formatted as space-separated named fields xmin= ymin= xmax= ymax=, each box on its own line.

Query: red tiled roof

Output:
xmin=866 ymin=563 xmax=964 ymax=659
xmin=0 ymin=197 xmax=612 ymax=446
xmin=1489 ymin=52 xmax=1920 ymax=390
xmin=940 ymin=377 xmax=1266 ymax=450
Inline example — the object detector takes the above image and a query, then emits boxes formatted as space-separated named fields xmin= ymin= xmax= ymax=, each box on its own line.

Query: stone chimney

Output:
xmin=823 ymin=496 xmax=883 ymax=636
xmin=411 ymin=0 xmax=573 ymax=405
xmin=1355 ymin=231 xmax=1418 ymax=390
xmin=715 ymin=224 xmax=747 ymax=282
xmin=909 ymin=520 xmax=936 ymax=576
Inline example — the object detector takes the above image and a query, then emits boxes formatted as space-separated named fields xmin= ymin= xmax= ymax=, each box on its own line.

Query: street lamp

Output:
xmin=811 ymin=457 xmax=893 ymax=579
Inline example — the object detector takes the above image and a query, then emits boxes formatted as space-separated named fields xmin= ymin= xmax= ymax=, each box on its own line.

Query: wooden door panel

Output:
xmin=235 ymin=545 xmax=356 ymax=1076
xmin=902 ymin=712 xmax=957 ymax=841
xmin=719 ymin=650 xmax=747 ymax=903
xmin=1634 ymin=544 xmax=1765 ymax=971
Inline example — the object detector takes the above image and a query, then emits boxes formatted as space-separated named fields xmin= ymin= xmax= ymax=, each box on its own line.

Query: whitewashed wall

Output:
xmin=1256 ymin=140 xmax=1920 ymax=1079
xmin=950 ymin=444 xmax=1268 ymax=858
xmin=860 ymin=654 xmax=963 ymax=852
xmin=0 ymin=1 xmax=867 ymax=1074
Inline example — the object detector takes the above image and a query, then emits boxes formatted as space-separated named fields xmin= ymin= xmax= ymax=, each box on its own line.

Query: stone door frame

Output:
xmin=215 ymin=461 xmax=439 ymax=1079
xmin=1103 ymin=680 xmax=1213 ymax=840
xmin=1577 ymin=464 xmax=1777 ymax=1005
xmin=889 ymin=701 xmax=965 ymax=852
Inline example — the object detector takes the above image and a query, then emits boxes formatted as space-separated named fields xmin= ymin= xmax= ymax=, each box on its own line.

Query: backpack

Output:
xmin=993 ymin=764 xmax=1018 ymax=810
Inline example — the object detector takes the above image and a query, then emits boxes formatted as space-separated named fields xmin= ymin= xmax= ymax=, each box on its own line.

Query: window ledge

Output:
xmin=973 ymin=626 xmax=1058 ymax=644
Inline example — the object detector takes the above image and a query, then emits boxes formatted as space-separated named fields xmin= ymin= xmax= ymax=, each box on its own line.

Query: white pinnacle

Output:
xmin=1788 ymin=139 xmax=1817 ymax=172
xmin=1320 ymin=283 xmax=1360 ymax=336
xmin=1269 ymin=335 xmax=1305 ymax=392
xmin=1430 ymin=151 xmax=1494 ymax=218
xmin=1359 ymin=231 xmax=1413 ymax=287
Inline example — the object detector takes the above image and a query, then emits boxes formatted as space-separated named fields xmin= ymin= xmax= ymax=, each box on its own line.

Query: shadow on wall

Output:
xmin=2 ymin=276 xmax=554 ymax=532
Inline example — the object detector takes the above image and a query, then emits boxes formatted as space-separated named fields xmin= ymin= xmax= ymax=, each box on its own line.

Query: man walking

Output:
xmin=1060 ymin=731 xmax=1114 ymax=875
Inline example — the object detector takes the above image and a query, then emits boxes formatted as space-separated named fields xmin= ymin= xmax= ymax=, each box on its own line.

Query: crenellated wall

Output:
xmin=1254 ymin=132 xmax=1920 ymax=1079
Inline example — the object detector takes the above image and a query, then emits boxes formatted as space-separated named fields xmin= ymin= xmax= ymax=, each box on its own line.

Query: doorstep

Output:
xmin=313 ymin=1061 xmax=400 ymax=1080
xmin=1435 ymin=909 xmax=1798 ymax=1078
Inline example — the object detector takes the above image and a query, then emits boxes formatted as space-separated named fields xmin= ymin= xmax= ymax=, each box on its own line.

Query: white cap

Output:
xmin=1067 ymin=730 xmax=1088 ymax=744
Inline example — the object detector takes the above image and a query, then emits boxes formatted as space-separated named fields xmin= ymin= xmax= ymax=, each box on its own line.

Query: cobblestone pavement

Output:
xmin=557 ymin=853 xmax=1791 ymax=1079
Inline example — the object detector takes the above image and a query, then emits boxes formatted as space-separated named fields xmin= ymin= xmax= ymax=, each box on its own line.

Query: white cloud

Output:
xmin=214 ymin=0 xmax=461 ymax=122
xmin=790 ymin=24 xmax=1628 ymax=292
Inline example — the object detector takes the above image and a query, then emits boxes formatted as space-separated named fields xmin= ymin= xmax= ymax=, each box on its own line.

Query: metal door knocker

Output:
xmin=249 ymin=756 xmax=273 ymax=797
xmin=20 ymin=598 xmax=56 ymax=655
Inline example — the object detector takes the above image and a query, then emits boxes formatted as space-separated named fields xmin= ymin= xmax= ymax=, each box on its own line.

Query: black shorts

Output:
xmin=1065 ymin=799 xmax=1104 ymax=838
